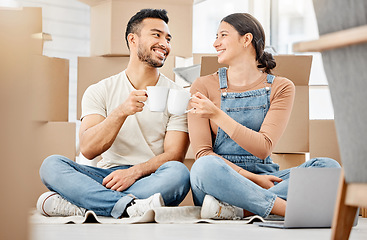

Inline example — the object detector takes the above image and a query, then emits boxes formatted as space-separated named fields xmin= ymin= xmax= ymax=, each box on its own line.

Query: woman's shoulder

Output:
xmin=272 ymin=75 xmax=296 ymax=92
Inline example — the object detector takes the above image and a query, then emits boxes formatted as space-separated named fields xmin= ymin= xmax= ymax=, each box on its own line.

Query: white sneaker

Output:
xmin=126 ymin=193 xmax=165 ymax=218
xmin=37 ymin=191 xmax=86 ymax=217
xmin=201 ymin=195 xmax=244 ymax=220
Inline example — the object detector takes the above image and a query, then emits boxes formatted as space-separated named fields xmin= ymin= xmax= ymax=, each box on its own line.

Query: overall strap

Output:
xmin=266 ymin=74 xmax=275 ymax=84
xmin=218 ymin=67 xmax=228 ymax=89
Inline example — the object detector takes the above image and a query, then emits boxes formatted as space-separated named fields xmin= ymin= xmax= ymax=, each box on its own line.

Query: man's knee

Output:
xmin=39 ymin=155 xmax=69 ymax=182
xmin=162 ymin=161 xmax=190 ymax=184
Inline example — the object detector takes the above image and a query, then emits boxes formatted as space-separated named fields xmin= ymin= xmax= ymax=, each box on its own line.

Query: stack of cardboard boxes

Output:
xmin=0 ymin=7 xmax=39 ymax=239
xmin=7 ymin=8 xmax=76 ymax=206
xmin=0 ymin=7 xmax=76 ymax=238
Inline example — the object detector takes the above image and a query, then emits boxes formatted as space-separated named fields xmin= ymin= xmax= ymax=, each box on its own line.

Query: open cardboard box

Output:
xmin=200 ymin=55 xmax=312 ymax=153
xmin=78 ymin=0 xmax=193 ymax=57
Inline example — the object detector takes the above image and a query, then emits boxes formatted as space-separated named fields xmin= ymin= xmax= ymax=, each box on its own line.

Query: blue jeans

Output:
xmin=40 ymin=155 xmax=190 ymax=218
xmin=190 ymin=156 xmax=341 ymax=218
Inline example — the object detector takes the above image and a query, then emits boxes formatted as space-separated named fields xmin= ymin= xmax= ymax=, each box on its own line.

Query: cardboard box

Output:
xmin=200 ymin=55 xmax=312 ymax=153
xmin=0 ymin=7 xmax=43 ymax=56
xmin=33 ymin=122 xmax=76 ymax=161
xmin=193 ymin=53 xmax=217 ymax=65
xmin=271 ymin=153 xmax=308 ymax=170
xmin=31 ymin=122 xmax=76 ymax=206
xmin=310 ymin=120 xmax=342 ymax=165
xmin=78 ymin=0 xmax=193 ymax=57
xmin=31 ymin=55 xmax=69 ymax=122
xmin=77 ymin=55 xmax=176 ymax=119
xmin=0 ymin=7 xmax=42 ymax=39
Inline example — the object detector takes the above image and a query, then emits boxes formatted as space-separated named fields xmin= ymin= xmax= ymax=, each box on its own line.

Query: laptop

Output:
xmin=256 ymin=168 xmax=359 ymax=228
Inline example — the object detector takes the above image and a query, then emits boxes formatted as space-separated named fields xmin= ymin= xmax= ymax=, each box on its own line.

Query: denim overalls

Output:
xmin=190 ymin=67 xmax=341 ymax=217
xmin=214 ymin=67 xmax=279 ymax=174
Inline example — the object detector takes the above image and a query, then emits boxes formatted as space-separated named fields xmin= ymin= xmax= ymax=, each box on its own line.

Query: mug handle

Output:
xmin=184 ymin=96 xmax=194 ymax=113
xmin=185 ymin=108 xmax=194 ymax=113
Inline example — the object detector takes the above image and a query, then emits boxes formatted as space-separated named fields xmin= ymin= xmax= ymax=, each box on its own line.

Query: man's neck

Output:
xmin=125 ymin=60 xmax=160 ymax=90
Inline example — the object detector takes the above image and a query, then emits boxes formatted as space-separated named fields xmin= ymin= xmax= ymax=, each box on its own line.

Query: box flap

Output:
xmin=32 ymin=32 xmax=52 ymax=41
xmin=272 ymin=55 xmax=312 ymax=86
xmin=200 ymin=55 xmax=312 ymax=86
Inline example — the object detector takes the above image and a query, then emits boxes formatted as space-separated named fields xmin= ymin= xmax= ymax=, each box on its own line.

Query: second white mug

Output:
xmin=167 ymin=89 xmax=192 ymax=115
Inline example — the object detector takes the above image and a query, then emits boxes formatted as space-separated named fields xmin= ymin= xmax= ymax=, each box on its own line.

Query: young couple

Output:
xmin=37 ymin=9 xmax=340 ymax=220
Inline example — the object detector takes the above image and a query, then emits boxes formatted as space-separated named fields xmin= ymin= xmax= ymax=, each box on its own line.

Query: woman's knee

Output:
xmin=190 ymin=156 xmax=221 ymax=185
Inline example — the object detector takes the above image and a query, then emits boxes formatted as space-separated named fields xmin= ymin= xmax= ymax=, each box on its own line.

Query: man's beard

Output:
xmin=137 ymin=43 xmax=165 ymax=68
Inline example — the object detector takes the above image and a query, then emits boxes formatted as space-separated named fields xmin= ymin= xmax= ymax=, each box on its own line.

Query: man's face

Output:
xmin=135 ymin=18 xmax=172 ymax=68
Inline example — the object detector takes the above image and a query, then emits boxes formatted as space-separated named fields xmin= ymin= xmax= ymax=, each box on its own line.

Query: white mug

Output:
xmin=146 ymin=86 xmax=169 ymax=112
xmin=167 ymin=89 xmax=192 ymax=115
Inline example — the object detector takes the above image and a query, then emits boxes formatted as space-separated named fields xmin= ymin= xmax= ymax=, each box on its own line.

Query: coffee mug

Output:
xmin=146 ymin=86 xmax=169 ymax=112
xmin=167 ymin=89 xmax=192 ymax=115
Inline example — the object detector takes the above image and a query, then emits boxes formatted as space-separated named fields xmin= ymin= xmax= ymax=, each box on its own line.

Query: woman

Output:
xmin=188 ymin=13 xmax=340 ymax=220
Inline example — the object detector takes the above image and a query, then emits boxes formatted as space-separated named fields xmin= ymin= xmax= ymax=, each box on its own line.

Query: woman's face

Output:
xmin=213 ymin=21 xmax=246 ymax=64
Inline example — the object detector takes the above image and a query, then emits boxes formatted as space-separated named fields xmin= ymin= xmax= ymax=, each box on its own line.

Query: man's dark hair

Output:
xmin=125 ymin=9 xmax=169 ymax=49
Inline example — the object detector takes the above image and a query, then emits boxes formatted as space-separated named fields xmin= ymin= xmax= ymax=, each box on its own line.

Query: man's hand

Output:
xmin=102 ymin=168 xmax=140 ymax=192
xmin=119 ymin=90 xmax=148 ymax=116
xmin=252 ymin=174 xmax=283 ymax=189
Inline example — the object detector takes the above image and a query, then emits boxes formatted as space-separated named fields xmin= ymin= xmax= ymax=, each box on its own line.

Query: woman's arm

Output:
xmin=188 ymin=78 xmax=217 ymax=160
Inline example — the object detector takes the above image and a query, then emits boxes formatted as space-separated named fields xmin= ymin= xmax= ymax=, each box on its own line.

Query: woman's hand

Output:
xmin=251 ymin=174 xmax=283 ymax=189
xmin=190 ymin=92 xmax=220 ymax=119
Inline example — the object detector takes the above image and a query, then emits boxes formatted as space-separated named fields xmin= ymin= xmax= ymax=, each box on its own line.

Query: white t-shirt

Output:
xmin=81 ymin=70 xmax=188 ymax=169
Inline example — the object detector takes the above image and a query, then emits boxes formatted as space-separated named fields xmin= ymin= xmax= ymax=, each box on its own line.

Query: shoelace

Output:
xmin=53 ymin=195 xmax=85 ymax=216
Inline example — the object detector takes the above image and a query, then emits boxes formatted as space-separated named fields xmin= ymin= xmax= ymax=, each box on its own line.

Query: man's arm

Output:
xmin=80 ymin=90 xmax=147 ymax=160
xmin=103 ymin=130 xmax=189 ymax=192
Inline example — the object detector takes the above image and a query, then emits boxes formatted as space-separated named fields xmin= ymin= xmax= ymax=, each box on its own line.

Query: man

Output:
xmin=37 ymin=9 xmax=190 ymax=219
